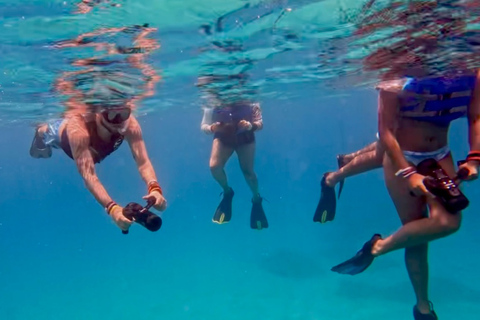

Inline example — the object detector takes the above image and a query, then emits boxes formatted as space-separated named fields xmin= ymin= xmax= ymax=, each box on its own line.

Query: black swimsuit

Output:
xmin=60 ymin=117 xmax=124 ymax=163
xmin=213 ymin=103 xmax=255 ymax=148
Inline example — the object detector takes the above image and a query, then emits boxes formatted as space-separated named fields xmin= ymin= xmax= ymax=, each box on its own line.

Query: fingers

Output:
xmin=419 ymin=184 xmax=435 ymax=199
xmin=462 ymin=162 xmax=479 ymax=181
xmin=410 ymin=184 xmax=434 ymax=198
xmin=469 ymin=171 xmax=479 ymax=181
xmin=154 ymin=199 xmax=167 ymax=211
xmin=144 ymin=193 xmax=167 ymax=211
xmin=118 ymin=216 xmax=133 ymax=231
xmin=425 ymin=190 xmax=436 ymax=199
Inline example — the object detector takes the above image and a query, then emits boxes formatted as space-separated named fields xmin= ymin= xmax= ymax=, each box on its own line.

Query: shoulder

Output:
xmin=375 ymin=78 xmax=408 ymax=92
xmin=124 ymin=115 xmax=142 ymax=138
xmin=251 ymin=102 xmax=262 ymax=112
xmin=202 ymin=106 xmax=214 ymax=113
xmin=65 ymin=118 xmax=90 ymax=151
xmin=65 ymin=114 xmax=89 ymax=137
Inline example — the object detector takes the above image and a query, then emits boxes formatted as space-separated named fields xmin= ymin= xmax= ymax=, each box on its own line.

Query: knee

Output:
xmin=437 ymin=213 xmax=462 ymax=235
xmin=209 ymin=160 xmax=224 ymax=173
xmin=241 ymin=167 xmax=256 ymax=180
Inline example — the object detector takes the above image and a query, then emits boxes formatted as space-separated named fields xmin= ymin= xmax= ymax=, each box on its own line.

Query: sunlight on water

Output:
xmin=1 ymin=0 xmax=478 ymax=122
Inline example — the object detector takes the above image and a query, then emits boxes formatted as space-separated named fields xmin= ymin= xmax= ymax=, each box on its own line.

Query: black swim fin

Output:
xmin=313 ymin=173 xmax=336 ymax=223
xmin=337 ymin=154 xmax=347 ymax=199
xmin=251 ymin=197 xmax=268 ymax=230
xmin=212 ymin=188 xmax=234 ymax=224
xmin=331 ymin=234 xmax=381 ymax=275
xmin=413 ymin=302 xmax=438 ymax=320
xmin=30 ymin=127 xmax=52 ymax=159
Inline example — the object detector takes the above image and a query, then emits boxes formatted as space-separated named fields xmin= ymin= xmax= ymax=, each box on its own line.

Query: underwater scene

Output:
xmin=1 ymin=1 xmax=480 ymax=319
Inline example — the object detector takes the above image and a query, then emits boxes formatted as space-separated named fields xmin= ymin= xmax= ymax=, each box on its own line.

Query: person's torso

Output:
xmin=399 ymin=74 xmax=476 ymax=126
xmin=212 ymin=102 xmax=254 ymax=125
xmin=60 ymin=115 xmax=124 ymax=163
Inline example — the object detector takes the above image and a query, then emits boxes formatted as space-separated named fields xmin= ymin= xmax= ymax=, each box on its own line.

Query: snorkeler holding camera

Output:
xmin=30 ymin=106 xmax=167 ymax=233
xmin=325 ymin=70 xmax=480 ymax=320
xmin=30 ymin=21 xmax=165 ymax=234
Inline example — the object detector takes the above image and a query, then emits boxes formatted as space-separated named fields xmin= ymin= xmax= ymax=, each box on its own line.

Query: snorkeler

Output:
xmin=313 ymin=0 xmax=480 ymax=225
xmin=30 ymin=105 xmax=167 ymax=232
xmin=330 ymin=71 xmax=480 ymax=320
xmin=30 ymin=24 xmax=165 ymax=233
xmin=199 ymin=78 xmax=268 ymax=229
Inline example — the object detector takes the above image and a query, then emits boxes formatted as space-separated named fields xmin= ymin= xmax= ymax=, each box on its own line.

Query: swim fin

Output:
xmin=30 ymin=127 xmax=52 ymax=159
xmin=212 ymin=188 xmax=234 ymax=224
xmin=251 ymin=197 xmax=268 ymax=230
xmin=331 ymin=234 xmax=381 ymax=275
xmin=313 ymin=173 xmax=336 ymax=223
xmin=413 ymin=302 xmax=438 ymax=320
xmin=337 ymin=154 xmax=347 ymax=199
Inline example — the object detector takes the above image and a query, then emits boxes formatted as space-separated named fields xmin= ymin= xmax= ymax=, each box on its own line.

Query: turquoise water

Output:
xmin=1 ymin=1 xmax=480 ymax=319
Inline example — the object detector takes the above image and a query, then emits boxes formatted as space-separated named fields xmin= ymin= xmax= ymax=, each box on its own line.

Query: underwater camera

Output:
xmin=122 ymin=197 xmax=162 ymax=234
xmin=416 ymin=158 xmax=469 ymax=214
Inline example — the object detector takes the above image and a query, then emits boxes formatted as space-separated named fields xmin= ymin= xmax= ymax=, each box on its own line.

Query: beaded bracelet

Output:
xmin=105 ymin=201 xmax=120 ymax=215
xmin=395 ymin=166 xmax=417 ymax=179
xmin=466 ymin=151 xmax=480 ymax=162
xmin=148 ymin=180 xmax=163 ymax=195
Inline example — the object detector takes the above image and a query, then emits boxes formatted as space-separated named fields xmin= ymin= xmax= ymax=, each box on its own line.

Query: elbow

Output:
xmin=82 ymin=175 xmax=98 ymax=190
xmin=201 ymin=124 xmax=212 ymax=134
xmin=378 ymin=130 xmax=390 ymax=147
xmin=377 ymin=128 xmax=387 ymax=144
xmin=377 ymin=125 xmax=395 ymax=148
xmin=138 ymin=160 xmax=151 ymax=174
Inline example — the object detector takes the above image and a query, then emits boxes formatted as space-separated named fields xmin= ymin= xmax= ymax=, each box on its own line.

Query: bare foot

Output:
xmin=337 ymin=154 xmax=353 ymax=168
xmin=324 ymin=172 xmax=336 ymax=187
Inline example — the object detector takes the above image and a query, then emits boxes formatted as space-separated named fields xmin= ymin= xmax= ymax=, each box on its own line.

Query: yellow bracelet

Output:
xmin=107 ymin=204 xmax=120 ymax=215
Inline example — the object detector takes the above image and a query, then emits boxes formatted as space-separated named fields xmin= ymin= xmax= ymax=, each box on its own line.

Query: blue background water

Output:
xmin=2 ymin=0 xmax=480 ymax=319
xmin=1 ymin=85 xmax=479 ymax=319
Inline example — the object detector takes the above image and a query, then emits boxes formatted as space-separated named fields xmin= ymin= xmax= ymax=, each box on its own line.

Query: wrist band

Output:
xmin=395 ymin=166 xmax=417 ymax=179
xmin=251 ymin=123 xmax=258 ymax=131
xmin=466 ymin=151 xmax=480 ymax=162
xmin=105 ymin=201 xmax=119 ymax=215
xmin=148 ymin=180 xmax=163 ymax=195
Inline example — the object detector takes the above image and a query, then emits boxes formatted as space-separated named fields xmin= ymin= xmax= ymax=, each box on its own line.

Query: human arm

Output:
xmin=377 ymin=89 xmax=432 ymax=196
xmin=459 ymin=70 xmax=480 ymax=180
xmin=251 ymin=102 xmax=263 ymax=131
xmin=238 ymin=102 xmax=263 ymax=131
xmin=124 ymin=116 xmax=167 ymax=211
xmin=201 ymin=107 xmax=221 ymax=134
xmin=68 ymin=119 xmax=132 ymax=230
